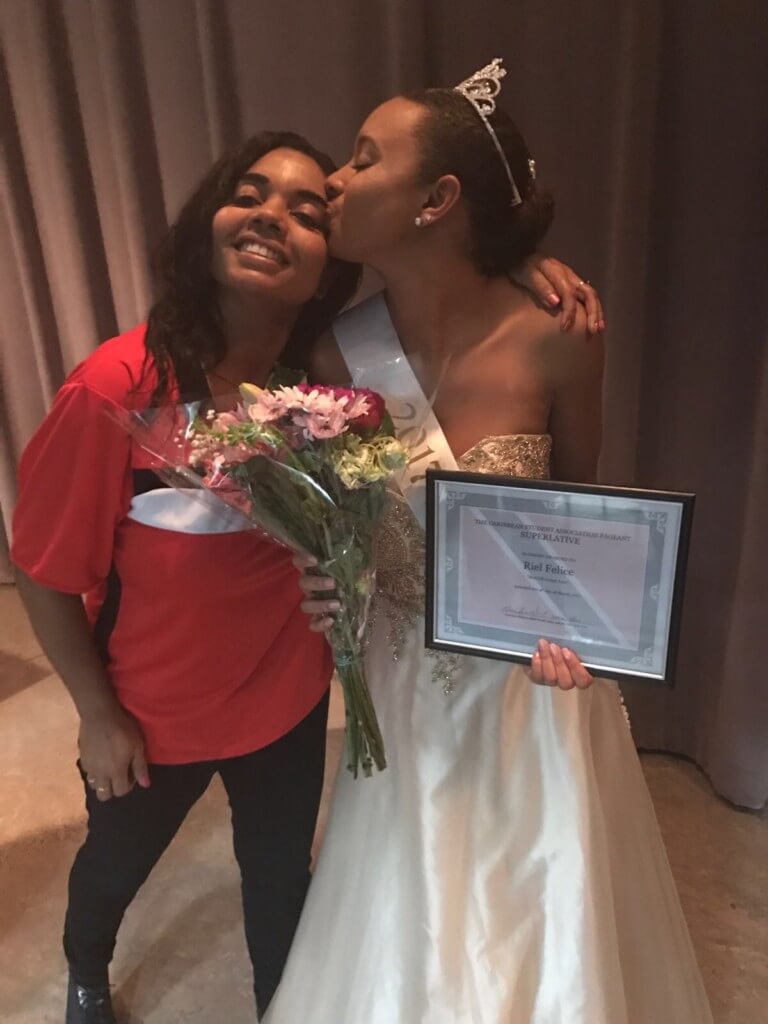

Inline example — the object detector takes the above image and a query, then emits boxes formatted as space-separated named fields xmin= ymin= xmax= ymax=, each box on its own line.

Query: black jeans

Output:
xmin=64 ymin=692 xmax=329 ymax=1017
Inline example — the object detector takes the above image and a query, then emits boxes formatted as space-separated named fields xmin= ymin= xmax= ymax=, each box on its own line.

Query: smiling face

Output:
xmin=210 ymin=147 xmax=331 ymax=308
xmin=325 ymin=98 xmax=430 ymax=266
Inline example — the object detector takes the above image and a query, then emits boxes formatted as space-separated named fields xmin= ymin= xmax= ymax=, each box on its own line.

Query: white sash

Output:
xmin=333 ymin=293 xmax=458 ymax=527
xmin=127 ymin=488 xmax=251 ymax=534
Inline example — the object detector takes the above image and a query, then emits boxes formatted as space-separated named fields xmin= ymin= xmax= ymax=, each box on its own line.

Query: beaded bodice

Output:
xmin=373 ymin=435 xmax=552 ymax=670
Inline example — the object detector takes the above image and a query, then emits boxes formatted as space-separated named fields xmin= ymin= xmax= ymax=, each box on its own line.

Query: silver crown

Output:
xmin=454 ymin=57 xmax=528 ymax=207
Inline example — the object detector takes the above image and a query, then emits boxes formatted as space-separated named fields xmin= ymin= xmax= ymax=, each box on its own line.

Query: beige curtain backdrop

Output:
xmin=1 ymin=0 xmax=766 ymax=807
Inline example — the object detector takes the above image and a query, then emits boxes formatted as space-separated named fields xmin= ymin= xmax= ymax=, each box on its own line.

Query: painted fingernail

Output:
xmin=538 ymin=638 xmax=547 ymax=653
xmin=548 ymin=293 xmax=560 ymax=307
xmin=563 ymin=647 xmax=573 ymax=659
xmin=328 ymin=601 xmax=341 ymax=611
xmin=551 ymin=643 xmax=561 ymax=656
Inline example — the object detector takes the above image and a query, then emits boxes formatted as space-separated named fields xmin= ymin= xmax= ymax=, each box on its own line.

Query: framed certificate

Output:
xmin=425 ymin=472 xmax=695 ymax=684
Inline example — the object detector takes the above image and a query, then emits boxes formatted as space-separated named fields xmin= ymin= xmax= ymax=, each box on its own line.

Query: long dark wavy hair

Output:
xmin=144 ymin=131 xmax=361 ymax=403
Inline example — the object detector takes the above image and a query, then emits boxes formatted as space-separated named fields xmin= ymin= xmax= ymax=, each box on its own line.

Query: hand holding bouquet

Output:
xmin=186 ymin=382 xmax=407 ymax=778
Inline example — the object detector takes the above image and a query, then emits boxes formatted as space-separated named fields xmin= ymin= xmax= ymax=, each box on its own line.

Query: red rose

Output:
xmin=348 ymin=388 xmax=386 ymax=433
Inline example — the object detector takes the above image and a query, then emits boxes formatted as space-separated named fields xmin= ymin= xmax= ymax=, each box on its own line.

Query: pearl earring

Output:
xmin=415 ymin=216 xmax=423 ymax=227
xmin=415 ymin=214 xmax=430 ymax=227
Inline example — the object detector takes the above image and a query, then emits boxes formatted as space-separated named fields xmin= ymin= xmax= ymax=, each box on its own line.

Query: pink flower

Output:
xmin=213 ymin=406 xmax=248 ymax=429
xmin=292 ymin=387 xmax=351 ymax=439
xmin=300 ymin=408 xmax=349 ymax=439
xmin=345 ymin=394 xmax=370 ymax=420
xmin=297 ymin=383 xmax=337 ymax=399
xmin=245 ymin=383 xmax=389 ymax=440
xmin=247 ymin=387 xmax=301 ymax=424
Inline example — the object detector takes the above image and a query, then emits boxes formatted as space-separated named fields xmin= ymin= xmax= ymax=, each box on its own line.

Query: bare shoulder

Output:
xmin=307 ymin=328 xmax=351 ymax=385
xmin=529 ymin=300 xmax=604 ymax=388
xmin=532 ymin=300 xmax=604 ymax=482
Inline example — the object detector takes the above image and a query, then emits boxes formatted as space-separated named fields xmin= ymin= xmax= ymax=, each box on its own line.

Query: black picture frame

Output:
xmin=425 ymin=471 xmax=695 ymax=686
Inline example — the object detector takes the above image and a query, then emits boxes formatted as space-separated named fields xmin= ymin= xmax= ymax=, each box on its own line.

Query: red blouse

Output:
xmin=11 ymin=325 xmax=332 ymax=763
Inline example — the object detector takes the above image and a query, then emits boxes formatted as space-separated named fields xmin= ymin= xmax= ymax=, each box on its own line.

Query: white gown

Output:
xmin=265 ymin=436 xmax=713 ymax=1024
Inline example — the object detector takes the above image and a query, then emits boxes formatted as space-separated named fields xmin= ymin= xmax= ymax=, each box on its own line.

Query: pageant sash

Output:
xmin=333 ymin=293 xmax=458 ymax=527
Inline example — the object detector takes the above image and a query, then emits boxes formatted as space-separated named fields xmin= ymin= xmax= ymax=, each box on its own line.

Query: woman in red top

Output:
xmin=12 ymin=126 xmax=597 ymax=1021
xmin=12 ymin=131 xmax=360 ymax=1024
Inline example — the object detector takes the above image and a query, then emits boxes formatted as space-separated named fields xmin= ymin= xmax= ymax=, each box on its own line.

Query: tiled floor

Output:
xmin=1 ymin=584 xmax=766 ymax=1023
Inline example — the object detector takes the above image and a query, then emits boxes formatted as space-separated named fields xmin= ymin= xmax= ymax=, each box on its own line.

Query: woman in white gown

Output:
xmin=265 ymin=68 xmax=713 ymax=1024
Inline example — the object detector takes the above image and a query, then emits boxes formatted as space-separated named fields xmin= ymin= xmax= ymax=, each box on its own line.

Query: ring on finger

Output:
xmin=578 ymin=279 xmax=591 ymax=288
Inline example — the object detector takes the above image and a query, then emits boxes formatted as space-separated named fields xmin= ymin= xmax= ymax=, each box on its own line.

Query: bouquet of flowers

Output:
xmin=173 ymin=382 xmax=407 ymax=778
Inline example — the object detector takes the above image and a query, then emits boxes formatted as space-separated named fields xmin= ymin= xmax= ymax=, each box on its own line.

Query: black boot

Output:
xmin=65 ymin=975 xmax=117 ymax=1024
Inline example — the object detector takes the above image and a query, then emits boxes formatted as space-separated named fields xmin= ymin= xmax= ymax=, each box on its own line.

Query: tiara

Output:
xmin=454 ymin=58 xmax=533 ymax=207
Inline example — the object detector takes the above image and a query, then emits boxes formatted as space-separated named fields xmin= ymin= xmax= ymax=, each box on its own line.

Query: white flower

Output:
xmin=331 ymin=437 xmax=406 ymax=489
